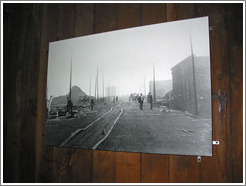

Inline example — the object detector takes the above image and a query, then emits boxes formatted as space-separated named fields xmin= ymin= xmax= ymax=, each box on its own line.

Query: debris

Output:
xmin=182 ymin=129 xmax=188 ymax=133
xmin=184 ymin=111 xmax=197 ymax=118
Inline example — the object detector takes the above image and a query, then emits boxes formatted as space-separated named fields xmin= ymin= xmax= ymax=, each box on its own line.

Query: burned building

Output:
xmin=149 ymin=80 xmax=172 ymax=99
xmin=171 ymin=55 xmax=211 ymax=119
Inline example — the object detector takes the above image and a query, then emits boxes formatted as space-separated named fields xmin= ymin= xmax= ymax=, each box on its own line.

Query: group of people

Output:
xmin=138 ymin=92 xmax=153 ymax=110
xmin=67 ymin=92 xmax=153 ymax=114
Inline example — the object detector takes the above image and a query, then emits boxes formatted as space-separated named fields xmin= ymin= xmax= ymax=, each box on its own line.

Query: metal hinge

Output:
xmin=212 ymin=91 xmax=228 ymax=112
xmin=209 ymin=26 xmax=216 ymax=30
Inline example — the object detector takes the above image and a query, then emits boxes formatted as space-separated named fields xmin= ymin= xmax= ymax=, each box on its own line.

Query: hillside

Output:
xmin=51 ymin=86 xmax=87 ymax=106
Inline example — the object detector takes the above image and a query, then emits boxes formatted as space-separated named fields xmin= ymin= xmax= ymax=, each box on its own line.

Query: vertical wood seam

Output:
xmin=168 ymin=155 xmax=170 ymax=183
xmin=140 ymin=153 xmax=142 ymax=182
xmin=225 ymin=5 xmax=235 ymax=182
xmin=139 ymin=4 xmax=143 ymax=26
xmin=91 ymin=150 xmax=94 ymax=183
xmin=93 ymin=3 xmax=96 ymax=34
xmin=221 ymin=6 xmax=232 ymax=182
xmin=164 ymin=4 xmax=167 ymax=22
xmin=35 ymin=3 xmax=46 ymax=183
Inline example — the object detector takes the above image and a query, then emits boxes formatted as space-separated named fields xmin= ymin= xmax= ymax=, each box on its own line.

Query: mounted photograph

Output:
xmin=45 ymin=16 xmax=212 ymax=156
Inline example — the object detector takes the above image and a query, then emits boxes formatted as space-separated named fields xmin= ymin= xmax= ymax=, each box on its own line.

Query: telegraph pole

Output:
xmin=97 ymin=66 xmax=99 ymax=101
xmin=103 ymin=73 xmax=104 ymax=101
xmin=153 ymin=63 xmax=156 ymax=102
xmin=94 ymin=77 xmax=97 ymax=103
xmin=69 ymin=53 xmax=72 ymax=100
xmin=89 ymin=76 xmax=91 ymax=98
xmin=144 ymin=76 xmax=146 ymax=96
xmin=190 ymin=35 xmax=198 ymax=116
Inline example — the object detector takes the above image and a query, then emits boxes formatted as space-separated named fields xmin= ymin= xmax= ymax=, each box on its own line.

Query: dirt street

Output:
xmin=45 ymin=99 xmax=212 ymax=156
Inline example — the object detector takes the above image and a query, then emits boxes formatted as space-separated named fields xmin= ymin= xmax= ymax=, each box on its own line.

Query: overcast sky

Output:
xmin=47 ymin=16 xmax=210 ymax=98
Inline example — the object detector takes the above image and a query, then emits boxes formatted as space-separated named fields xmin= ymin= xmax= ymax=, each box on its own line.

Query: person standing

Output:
xmin=138 ymin=93 xmax=144 ymax=110
xmin=90 ymin=98 xmax=94 ymax=111
xmin=147 ymin=92 xmax=153 ymax=109
xmin=67 ymin=97 xmax=73 ymax=116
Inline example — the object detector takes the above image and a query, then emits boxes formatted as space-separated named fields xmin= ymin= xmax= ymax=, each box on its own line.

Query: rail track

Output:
xmin=60 ymin=103 xmax=123 ymax=149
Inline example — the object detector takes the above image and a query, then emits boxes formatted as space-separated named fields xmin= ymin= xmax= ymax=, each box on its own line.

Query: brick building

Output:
xmin=171 ymin=55 xmax=211 ymax=118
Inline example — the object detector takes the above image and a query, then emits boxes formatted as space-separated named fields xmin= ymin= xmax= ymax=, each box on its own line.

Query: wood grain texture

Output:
xmin=141 ymin=153 xmax=169 ymax=183
xmin=225 ymin=4 xmax=243 ymax=183
xmin=4 ymin=4 xmax=43 ymax=182
xmin=57 ymin=4 xmax=76 ymax=40
xmin=115 ymin=152 xmax=140 ymax=183
xmin=93 ymin=150 xmax=116 ymax=182
xmin=95 ymin=3 xmax=117 ymax=33
xmin=74 ymin=3 xmax=94 ymax=37
xmin=69 ymin=149 xmax=93 ymax=182
xmin=169 ymin=155 xmax=200 ymax=183
xmin=117 ymin=3 xmax=141 ymax=29
xmin=195 ymin=4 xmax=232 ymax=182
xmin=142 ymin=3 xmax=166 ymax=25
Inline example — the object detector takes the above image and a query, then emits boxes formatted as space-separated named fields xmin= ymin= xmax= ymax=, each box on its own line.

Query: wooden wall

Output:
xmin=3 ymin=3 xmax=243 ymax=183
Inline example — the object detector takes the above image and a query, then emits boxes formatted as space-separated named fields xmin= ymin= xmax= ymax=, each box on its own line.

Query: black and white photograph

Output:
xmin=45 ymin=16 xmax=212 ymax=156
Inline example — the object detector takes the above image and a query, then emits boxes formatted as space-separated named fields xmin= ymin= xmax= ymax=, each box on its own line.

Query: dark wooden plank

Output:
xmin=41 ymin=147 xmax=74 ymax=182
xmin=36 ymin=4 xmax=59 ymax=182
xmin=195 ymin=4 xmax=232 ymax=182
xmin=117 ymin=3 xmax=141 ymax=29
xmin=142 ymin=3 xmax=166 ymax=25
xmin=74 ymin=3 xmax=94 ymax=37
xmin=95 ymin=3 xmax=117 ymax=33
xmin=70 ymin=149 xmax=93 ymax=182
xmin=57 ymin=3 xmax=76 ymax=40
xmin=225 ymin=4 xmax=243 ymax=183
xmin=142 ymin=153 xmax=169 ymax=183
xmin=140 ymin=4 xmax=168 ymax=183
xmin=169 ymin=156 xmax=200 ymax=183
xmin=166 ymin=3 xmax=194 ymax=22
xmin=3 ymin=4 xmax=22 ymax=182
xmin=166 ymin=3 xmax=200 ymax=183
xmin=115 ymin=152 xmax=141 ymax=183
xmin=35 ymin=3 xmax=48 ymax=182
xmin=4 ymin=4 xmax=43 ymax=182
xmin=93 ymin=150 xmax=116 ymax=182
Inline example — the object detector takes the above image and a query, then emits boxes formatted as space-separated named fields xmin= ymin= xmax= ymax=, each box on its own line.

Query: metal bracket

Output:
xmin=197 ymin=156 xmax=201 ymax=163
xmin=213 ymin=141 xmax=220 ymax=145
xmin=212 ymin=91 xmax=228 ymax=112
xmin=209 ymin=26 xmax=216 ymax=30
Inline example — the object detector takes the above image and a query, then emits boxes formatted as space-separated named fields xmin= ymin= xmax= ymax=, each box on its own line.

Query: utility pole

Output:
xmin=108 ymin=82 xmax=110 ymax=101
xmin=89 ymin=76 xmax=91 ymax=98
xmin=190 ymin=35 xmax=198 ymax=116
xmin=97 ymin=66 xmax=99 ymax=101
xmin=103 ymin=73 xmax=104 ymax=102
xmin=153 ymin=63 xmax=156 ymax=102
xmin=94 ymin=76 xmax=97 ymax=103
xmin=69 ymin=53 xmax=72 ymax=100
xmin=144 ymin=76 xmax=146 ymax=96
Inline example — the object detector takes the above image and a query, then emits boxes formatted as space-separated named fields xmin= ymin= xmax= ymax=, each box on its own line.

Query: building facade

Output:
xmin=171 ymin=55 xmax=211 ymax=118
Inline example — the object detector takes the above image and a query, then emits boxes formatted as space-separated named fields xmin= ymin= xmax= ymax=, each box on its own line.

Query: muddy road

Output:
xmin=45 ymin=100 xmax=212 ymax=156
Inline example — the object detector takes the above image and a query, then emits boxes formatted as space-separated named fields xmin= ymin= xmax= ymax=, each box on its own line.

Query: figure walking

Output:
xmin=138 ymin=93 xmax=144 ymax=110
